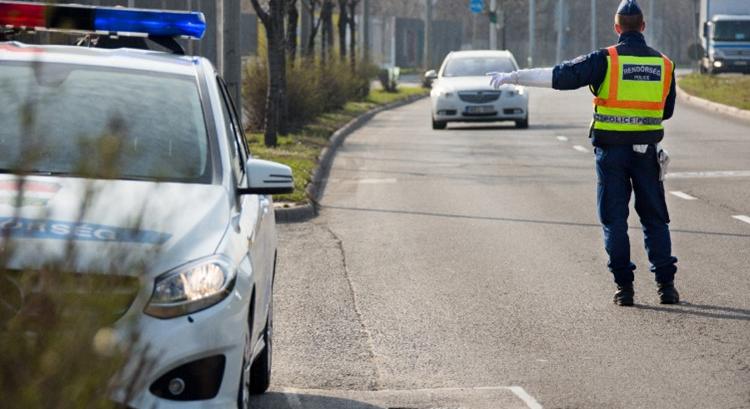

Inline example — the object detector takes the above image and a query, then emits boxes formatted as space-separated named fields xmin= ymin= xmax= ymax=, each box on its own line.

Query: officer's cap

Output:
xmin=616 ymin=0 xmax=643 ymax=16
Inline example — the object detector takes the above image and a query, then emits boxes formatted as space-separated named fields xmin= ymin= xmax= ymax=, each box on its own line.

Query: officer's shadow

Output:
xmin=633 ymin=302 xmax=750 ymax=322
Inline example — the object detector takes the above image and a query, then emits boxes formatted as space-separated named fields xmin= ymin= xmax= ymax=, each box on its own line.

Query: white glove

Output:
xmin=487 ymin=71 xmax=517 ymax=88
xmin=656 ymin=143 xmax=670 ymax=181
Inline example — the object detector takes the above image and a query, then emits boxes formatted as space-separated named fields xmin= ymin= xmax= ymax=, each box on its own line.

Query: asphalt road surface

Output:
xmin=252 ymin=87 xmax=750 ymax=409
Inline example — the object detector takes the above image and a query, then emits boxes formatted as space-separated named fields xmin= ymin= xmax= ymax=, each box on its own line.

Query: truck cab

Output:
xmin=699 ymin=0 xmax=750 ymax=74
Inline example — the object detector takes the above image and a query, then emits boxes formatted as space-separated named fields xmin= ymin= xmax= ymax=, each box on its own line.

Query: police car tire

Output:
xmin=515 ymin=116 xmax=529 ymax=129
xmin=248 ymin=295 xmax=273 ymax=395
xmin=432 ymin=119 xmax=447 ymax=130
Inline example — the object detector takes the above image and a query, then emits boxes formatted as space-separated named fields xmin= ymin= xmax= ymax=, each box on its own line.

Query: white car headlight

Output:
xmin=144 ymin=257 xmax=236 ymax=319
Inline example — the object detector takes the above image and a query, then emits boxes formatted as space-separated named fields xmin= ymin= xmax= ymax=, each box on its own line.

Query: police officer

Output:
xmin=489 ymin=0 xmax=679 ymax=306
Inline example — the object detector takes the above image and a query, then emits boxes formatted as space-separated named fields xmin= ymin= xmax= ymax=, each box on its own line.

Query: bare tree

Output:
xmin=320 ymin=0 xmax=334 ymax=61
xmin=337 ymin=0 xmax=349 ymax=60
xmin=250 ymin=0 xmax=289 ymax=146
xmin=347 ymin=0 xmax=360 ymax=68
xmin=287 ymin=0 xmax=300 ymax=61
xmin=301 ymin=0 xmax=323 ymax=57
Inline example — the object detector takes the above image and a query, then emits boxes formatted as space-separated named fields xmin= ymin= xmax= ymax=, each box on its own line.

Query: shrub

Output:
xmin=243 ymin=57 xmax=378 ymax=133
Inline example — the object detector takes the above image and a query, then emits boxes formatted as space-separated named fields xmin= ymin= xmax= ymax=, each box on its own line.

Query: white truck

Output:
xmin=699 ymin=0 xmax=750 ymax=74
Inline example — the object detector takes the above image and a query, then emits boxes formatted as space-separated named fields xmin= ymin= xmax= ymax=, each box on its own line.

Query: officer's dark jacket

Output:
xmin=552 ymin=31 xmax=676 ymax=147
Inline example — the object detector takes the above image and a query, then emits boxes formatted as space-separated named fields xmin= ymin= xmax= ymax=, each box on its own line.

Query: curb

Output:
xmin=677 ymin=86 xmax=750 ymax=122
xmin=275 ymin=93 xmax=428 ymax=224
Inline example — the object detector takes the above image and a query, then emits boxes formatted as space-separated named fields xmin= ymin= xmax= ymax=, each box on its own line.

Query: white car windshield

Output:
xmin=443 ymin=56 xmax=516 ymax=77
xmin=0 ymin=62 xmax=211 ymax=183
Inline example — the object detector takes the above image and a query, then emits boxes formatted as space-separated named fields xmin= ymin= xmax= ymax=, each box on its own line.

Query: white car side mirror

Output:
xmin=238 ymin=159 xmax=294 ymax=195
xmin=425 ymin=69 xmax=438 ymax=80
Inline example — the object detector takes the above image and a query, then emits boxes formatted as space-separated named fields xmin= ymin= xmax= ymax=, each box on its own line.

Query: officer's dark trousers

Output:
xmin=594 ymin=144 xmax=678 ymax=286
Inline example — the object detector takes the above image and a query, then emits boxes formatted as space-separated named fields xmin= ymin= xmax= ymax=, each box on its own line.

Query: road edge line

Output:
xmin=275 ymin=94 xmax=428 ymax=224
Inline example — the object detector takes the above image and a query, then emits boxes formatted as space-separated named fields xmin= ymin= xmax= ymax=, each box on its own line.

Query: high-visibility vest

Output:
xmin=593 ymin=46 xmax=673 ymax=132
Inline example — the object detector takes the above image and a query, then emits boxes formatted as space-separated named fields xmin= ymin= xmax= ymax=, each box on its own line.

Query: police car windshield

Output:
xmin=443 ymin=56 xmax=516 ymax=77
xmin=713 ymin=21 xmax=750 ymax=42
xmin=0 ymin=62 xmax=210 ymax=183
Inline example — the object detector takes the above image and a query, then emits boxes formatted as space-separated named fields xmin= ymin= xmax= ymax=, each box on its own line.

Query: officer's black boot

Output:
xmin=613 ymin=284 xmax=634 ymax=306
xmin=657 ymin=282 xmax=680 ymax=304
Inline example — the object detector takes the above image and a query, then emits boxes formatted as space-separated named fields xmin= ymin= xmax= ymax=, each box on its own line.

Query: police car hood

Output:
xmin=0 ymin=176 xmax=230 ymax=277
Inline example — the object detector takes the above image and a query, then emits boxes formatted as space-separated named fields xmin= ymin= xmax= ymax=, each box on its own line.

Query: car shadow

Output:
xmin=446 ymin=123 xmax=585 ymax=131
xmin=632 ymin=302 xmax=750 ymax=322
xmin=320 ymin=205 xmax=750 ymax=239
xmin=250 ymin=391 xmax=384 ymax=409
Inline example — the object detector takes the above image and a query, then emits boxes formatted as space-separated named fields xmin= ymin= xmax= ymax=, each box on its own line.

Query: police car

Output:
xmin=427 ymin=50 xmax=530 ymax=130
xmin=0 ymin=2 xmax=291 ymax=408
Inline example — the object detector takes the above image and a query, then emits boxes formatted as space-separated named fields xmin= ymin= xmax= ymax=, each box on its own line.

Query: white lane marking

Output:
xmin=667 ymin=170 xmax=750 ymax=179
xmin=573 ymin=145 xmax=589 ymax=153
xmin=284 ymin=392 xmax=303 ymax=409
xmin=556 ymin=135 xmax=568 ymax=141
xmin=509 ymin=386 xmax=544 ymax=409
xmin=732 ymin=215 xmax=750 ymax=225
xmin=278 ymin=386 xmax=543 ymax=409
xmin=669 ymin=191 xmax=698 ymax=200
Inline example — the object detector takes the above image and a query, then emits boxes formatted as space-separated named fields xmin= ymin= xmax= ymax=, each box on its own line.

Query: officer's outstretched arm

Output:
xmin=488 ymin=68 xmax=553 ymax=89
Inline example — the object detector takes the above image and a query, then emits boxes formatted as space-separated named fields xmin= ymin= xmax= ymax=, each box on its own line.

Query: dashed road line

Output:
xmin=509 ymin=386 xmax=544 ymax=409
xmin=669 ymin=191 xmax=698 ymax=200
xmin=667 ymin=170 xmax=750 ymax=179
xmin=732 ymin=215 xmax=750 ymax=225
xmin=556 ymin=135 xmax=568 ymax=141
xmin=572 ymin=145 xmax=589 ymax=153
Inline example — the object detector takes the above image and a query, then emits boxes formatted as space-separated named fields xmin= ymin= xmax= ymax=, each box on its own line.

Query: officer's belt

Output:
xmin=594 ymin=113 xmax=662 ymax=126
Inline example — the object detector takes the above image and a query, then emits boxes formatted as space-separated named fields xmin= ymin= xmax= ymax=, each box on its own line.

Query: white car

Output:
xmin=0 ymin=3 xmax=290 ymax=408
xmin=428 ymin=50 xmax=529 ymax=130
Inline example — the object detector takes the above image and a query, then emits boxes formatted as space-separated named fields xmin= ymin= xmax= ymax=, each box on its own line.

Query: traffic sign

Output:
xmin=470 ymin=0 xmax=484 ymax=14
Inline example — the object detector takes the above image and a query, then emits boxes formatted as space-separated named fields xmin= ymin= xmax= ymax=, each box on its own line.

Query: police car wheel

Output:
xmin=432 ymin=118 xmax=447 ymax=130
xmin=249 ymin=293 xmax=273 ymax=395
xmin=515 ymin=116 xmax=529 ymax=129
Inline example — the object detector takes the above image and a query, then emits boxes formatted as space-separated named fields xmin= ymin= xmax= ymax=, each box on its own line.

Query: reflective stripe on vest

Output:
xmin=593 ymin=46 xmax=673 ymax=132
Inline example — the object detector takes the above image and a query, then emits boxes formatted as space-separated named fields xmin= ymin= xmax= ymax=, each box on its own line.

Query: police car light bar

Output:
xmin=0 ymin=1 xmax=206 ymax=39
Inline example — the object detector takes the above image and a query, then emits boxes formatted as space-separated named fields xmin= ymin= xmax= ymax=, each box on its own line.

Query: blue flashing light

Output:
xmin=94 ymin=8 xmax=206 ymax=39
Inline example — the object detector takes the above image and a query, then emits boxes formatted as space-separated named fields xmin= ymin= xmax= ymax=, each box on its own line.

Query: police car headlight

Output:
xmin=144 ymin=257 xmax=236 ymax=319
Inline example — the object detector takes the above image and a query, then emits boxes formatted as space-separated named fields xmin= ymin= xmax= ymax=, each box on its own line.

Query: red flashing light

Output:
xmin=0 ymin=3 xmax=46 ymax=28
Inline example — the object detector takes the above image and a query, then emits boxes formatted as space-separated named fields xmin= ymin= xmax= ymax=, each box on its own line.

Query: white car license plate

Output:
xmin=465 ymin=105 xmax=495 ymax=114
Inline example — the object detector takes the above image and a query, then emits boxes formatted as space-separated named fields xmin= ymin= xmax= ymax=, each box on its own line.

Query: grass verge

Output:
xmin=246 ymin=86 xmax=428 ymax=205
xmin=678 ymin=73 xmax=750 ymax=111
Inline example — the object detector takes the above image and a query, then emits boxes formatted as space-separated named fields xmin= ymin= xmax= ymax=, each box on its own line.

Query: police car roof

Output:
xmin=0 ymin=41 xmax=200 ymax=76
xmin=447 ymin=50 xmax=515 ymax=58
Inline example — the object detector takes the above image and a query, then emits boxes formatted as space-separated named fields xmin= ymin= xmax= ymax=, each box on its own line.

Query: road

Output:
xmin=252 ymin=87 xmax=750 ymax=409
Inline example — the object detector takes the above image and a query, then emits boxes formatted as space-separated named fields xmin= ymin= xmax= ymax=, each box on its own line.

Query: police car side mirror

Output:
xmin=238 ymin=159 xmax=294 ymax=196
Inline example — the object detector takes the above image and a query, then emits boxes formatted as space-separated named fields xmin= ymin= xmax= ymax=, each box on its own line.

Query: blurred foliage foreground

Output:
xmin=0 ymin=245 xmax=151 ymax=409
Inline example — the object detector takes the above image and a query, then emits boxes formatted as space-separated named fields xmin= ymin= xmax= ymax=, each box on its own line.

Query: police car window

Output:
xmin=0 ymin=63 xmax=210 ymax=183
xmin=216 ymin=78 xmax=243 ymax=180
xmin=218 ymin=78 xmax=249 ymax=165
xmin=443 ymin=57 xmax=516 ymax=77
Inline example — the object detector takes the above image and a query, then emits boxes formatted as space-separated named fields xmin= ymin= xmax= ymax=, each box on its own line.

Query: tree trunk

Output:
xmin=304 ymin=0 xmax=319 ymax=57
xmin=337 ymin=0 xmax=348 ymax=60
xmin=251 ymin=0 xmax=288 ymax=146
xmin=348 ymin=0 xmax=358 ymax=69
xmin=321 ymin=0 xmax=334 ymax=61
xmin=287 ymin=0 xmax=299 ymax=62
